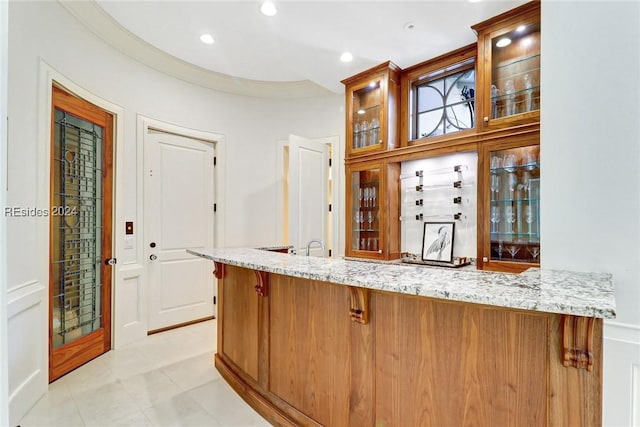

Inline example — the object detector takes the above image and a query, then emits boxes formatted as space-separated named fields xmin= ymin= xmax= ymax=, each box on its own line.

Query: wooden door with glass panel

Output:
xmin=49 ymin=86 xmax=113 ymax=382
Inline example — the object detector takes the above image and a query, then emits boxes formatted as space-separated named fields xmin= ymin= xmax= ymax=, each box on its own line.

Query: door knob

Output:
xmin=149 ymin=254 xmax=157 ymax=261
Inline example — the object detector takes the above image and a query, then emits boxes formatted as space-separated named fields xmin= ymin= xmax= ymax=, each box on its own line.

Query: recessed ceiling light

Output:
xmin=260 ymin=2 xmax=277 ymax=17
xmin=496 ymin=37 xmax=511 ymax=48
xmin=516 ymin=25 xmax=527 ymax=32
xmin=468 ymin=0 xmax=482 ymax=3
xmin=200 ymin=33 xmax=215 ymax=45
xmin=340 ymin=52 xmax=353 ymax=63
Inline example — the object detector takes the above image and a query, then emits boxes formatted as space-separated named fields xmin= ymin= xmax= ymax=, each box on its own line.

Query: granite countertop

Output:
xmin=187 ymin=247 xmax=616 ymax=319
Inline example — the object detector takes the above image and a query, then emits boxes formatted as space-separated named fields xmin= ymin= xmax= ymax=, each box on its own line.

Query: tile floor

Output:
xmin=19 ymin=320 xmax=271 ymax=427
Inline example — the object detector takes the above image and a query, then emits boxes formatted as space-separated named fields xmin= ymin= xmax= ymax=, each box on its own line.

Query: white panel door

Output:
xmin=145 ymin=131 xmax=215 ymax=331
xmin=288 ymin=134 xmax=329 ymax=257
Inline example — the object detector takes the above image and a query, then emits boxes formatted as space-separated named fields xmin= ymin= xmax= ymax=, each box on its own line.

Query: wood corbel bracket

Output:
xmin=253 ymin=270 xmax=269 ymax=297
xmin=561 ymin=315 xmax=595 ymax=371
xmin=213 ymin=262 xmax=225 ymax=279
xmin=348 ymin=286 xmax=370 ymax=324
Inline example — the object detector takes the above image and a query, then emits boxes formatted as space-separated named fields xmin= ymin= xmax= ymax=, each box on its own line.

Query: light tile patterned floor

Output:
xmin=19 ymin=320 xmax=271 ymax=427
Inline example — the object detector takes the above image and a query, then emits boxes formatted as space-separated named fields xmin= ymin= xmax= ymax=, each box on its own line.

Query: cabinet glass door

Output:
xmin=351 ymin=80 xmax=382 ymax=150
xmin=488 ymin=145 xmax=540 ymax=264
xmin=351 ymin=168 xmax=380 ymax=253
xmin=489 ymin=22 xmax=540 ymax=121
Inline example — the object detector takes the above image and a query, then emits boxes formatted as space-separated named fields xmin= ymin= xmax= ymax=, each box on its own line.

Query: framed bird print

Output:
xmin=422 ymin=222 xmax=455 ymax=263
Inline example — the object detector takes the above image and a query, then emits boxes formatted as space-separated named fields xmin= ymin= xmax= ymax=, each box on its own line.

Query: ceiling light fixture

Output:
xmin=516 ymin=25 xmax=527 ymax=32
xmin=496 ymin=37 xmax=511 ymax=48
xmin=200 ymin=33 xmax=215 ymax=45
xmin=340 ymin=52 xmax=353 ymax=63
xmin=260 ymin=2 xmax=277 ymax=17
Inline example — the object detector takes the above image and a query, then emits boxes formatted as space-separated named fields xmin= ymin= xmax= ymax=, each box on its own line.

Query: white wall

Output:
xmin=6 ymin=1 xmax=343 ymax=424
xmin=0 ymin=0 xmax=9 ymax=425
xmin=541 ymin=1 xmax=640 ymax=425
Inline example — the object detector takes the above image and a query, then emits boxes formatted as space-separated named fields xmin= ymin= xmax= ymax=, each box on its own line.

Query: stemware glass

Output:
xmin=493 ymin=241 xmax=504 ymax=260
xmin=363 ymin=187 xmax=369 ymax=208
xmin=371 ymin=187 xmax=376 ymax=207
xmin=354 ymin=210 xmax=361 ymax=228
xmin=361 ymin=121 xmax=369 ymax=147
xmin=525 ymin=151 xmax=537 ymax=171
xmin=506 ymin=245 xmax=520 ymax=260
xmin=359 ymin=211 xmax=364 ymax=229
xmin=490 ymin=155 xmax=502 ymax=170
xmin=490 ymin=206 xmax=501 ymax=233
xmin=367 ymin=211 xmax=373 ymax=230
xmin=490 ymin=174 xmax=501 ymax=201
xmin=503 ymin=154 xmax=517 ymax=172
xmin=358 ymin=188 xmax=363 ymax=208
xmin=527 ymin=246 xmax=540 ymax=262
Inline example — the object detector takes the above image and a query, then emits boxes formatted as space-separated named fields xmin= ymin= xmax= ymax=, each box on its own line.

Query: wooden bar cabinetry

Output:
xmin=473 ymin=1 xmax=541 ymax=130
xmin=345 ymin=160 xmax=400 ymax=260
xmin=342 ymin=61 xmax=401 ymax=158
xmin=215 ymin=263 xmax=603 ymax=426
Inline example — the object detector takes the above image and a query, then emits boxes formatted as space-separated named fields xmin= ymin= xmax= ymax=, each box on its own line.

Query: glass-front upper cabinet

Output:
xmin=345 ymin=161 xmax=401 ymax=260
xmin=473 ymin=1 xmax=540 ymax=129
xmin=478 ymin=141 xmax=540 ymax=272
xmin=342 ymin=62 xmax=401 ymax=158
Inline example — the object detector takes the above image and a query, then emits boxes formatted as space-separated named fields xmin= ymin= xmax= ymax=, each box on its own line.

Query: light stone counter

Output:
xmin=188 ymin=247 xmax=616 ymax=319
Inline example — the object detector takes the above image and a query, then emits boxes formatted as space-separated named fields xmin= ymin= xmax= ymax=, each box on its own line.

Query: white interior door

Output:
xmin=145 ymin=131 xmax=215 ymax=331
xmin=288 ymin=134 xmax=329 ymax=257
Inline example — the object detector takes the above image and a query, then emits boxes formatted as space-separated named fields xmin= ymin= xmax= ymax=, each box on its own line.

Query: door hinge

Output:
xmin=213 ymin=156 xmax=217 ymax=166
xmin=329 ymin=158 xmax=332 ymax=167
xmin=328 ymin=249 xmax=332 ymax=257
xmin=214 ymin=203 xmax=217 ymax=212
xmin=213 ymin=296 xmax=217 ymax=305
xmin=329 ymin=204 xmax=332 ymax=212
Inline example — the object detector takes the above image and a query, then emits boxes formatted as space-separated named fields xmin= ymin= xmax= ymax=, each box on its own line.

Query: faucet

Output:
xmin=305 ymin=239 xmax=325 ymax=257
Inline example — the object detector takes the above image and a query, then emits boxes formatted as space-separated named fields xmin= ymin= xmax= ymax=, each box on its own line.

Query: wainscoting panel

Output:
xmin=603 ymin=320 xmax=640 ymax=427
xmin=7 ymin=281 xmax=47 ymax=426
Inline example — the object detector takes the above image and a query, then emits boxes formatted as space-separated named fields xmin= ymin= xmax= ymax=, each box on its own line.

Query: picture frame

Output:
xmin=422 ymin=222 xmax=455 ymax=263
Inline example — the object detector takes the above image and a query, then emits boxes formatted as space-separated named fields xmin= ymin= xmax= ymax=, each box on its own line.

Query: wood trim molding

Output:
xmin=213 ymin=262 xmax=225 ymax=279
xmin=348 ymin=287 xmax=370 ymax=324
xmin=562 ymin=315 xmax=595 ymax=371
xmin=254 ymin=270 xmax=269 ymax=297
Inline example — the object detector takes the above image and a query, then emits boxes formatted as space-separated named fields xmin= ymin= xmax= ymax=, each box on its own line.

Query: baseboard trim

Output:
xmin=147 ymin=316 xmax=214 ymax=335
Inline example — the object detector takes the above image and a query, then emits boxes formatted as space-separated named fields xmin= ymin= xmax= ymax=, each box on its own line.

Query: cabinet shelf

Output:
xmin=490 ymin=162 xmax=539 ymax=173
xmin=492 ymin=53 xmax=540 ymax=73
xmin=491 ymin=197 xmax=540 ymax=204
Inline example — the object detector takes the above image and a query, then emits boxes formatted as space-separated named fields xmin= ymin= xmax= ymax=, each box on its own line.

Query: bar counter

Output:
xmin=188 ymin=247 xmax=615 ymax=426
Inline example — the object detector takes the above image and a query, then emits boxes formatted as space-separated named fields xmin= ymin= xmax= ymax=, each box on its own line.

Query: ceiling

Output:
xmin=64 ymin=0 xmax=529 ymax=98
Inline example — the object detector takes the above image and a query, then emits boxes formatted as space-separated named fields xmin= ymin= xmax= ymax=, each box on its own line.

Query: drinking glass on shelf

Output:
xmin=354 ymin=122 xmax=361 ymax=149
xmin=371 ymin=187 xmax=376 ymax=207
xmin=524 ymin=205 xmax=533 ymax=229
xmin=359 ymin=211 xmax=364 ymax=229
xmin=503 ymin=154 xmax=517 ymax=172
xmin=504 ymin=79 xmax=516 ymax=116
xmin=528 ymin=246 xmax=540 ymax=262
xmin=370 ymin=118 xmax=380 ymax=145
xmin=363 ymin=187 xmax=369 ymax=208
xmin=490 ymin=206 xmax=501 ymax=233
xmin=367 ymin=211 xmax=373 ymax=230
xmin=490 ymin=155 xmax=502 ymax=170
xmin=525 ymin=150 xmax=537 ymax=170
xmin=360 ymin=238 xmax=366 ymax=251
xmin=506 ymin=245 xmax=520 ymax=260
xmin=490 ymin=174 xmax=501 ymax=201
xmin=358 ymin=188 xmax=363 ymax=207
xmin=493 ymin=241 xmax=504 ymax=260
xmin=361 ymin=121 xmax=369 ymax=147
xmin=505 ymin=205 xmax=516 ymax=226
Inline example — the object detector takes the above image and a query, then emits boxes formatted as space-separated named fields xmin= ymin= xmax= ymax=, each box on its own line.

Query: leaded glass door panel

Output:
xmin=49 ymin=86 xmax=113 ymax=382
